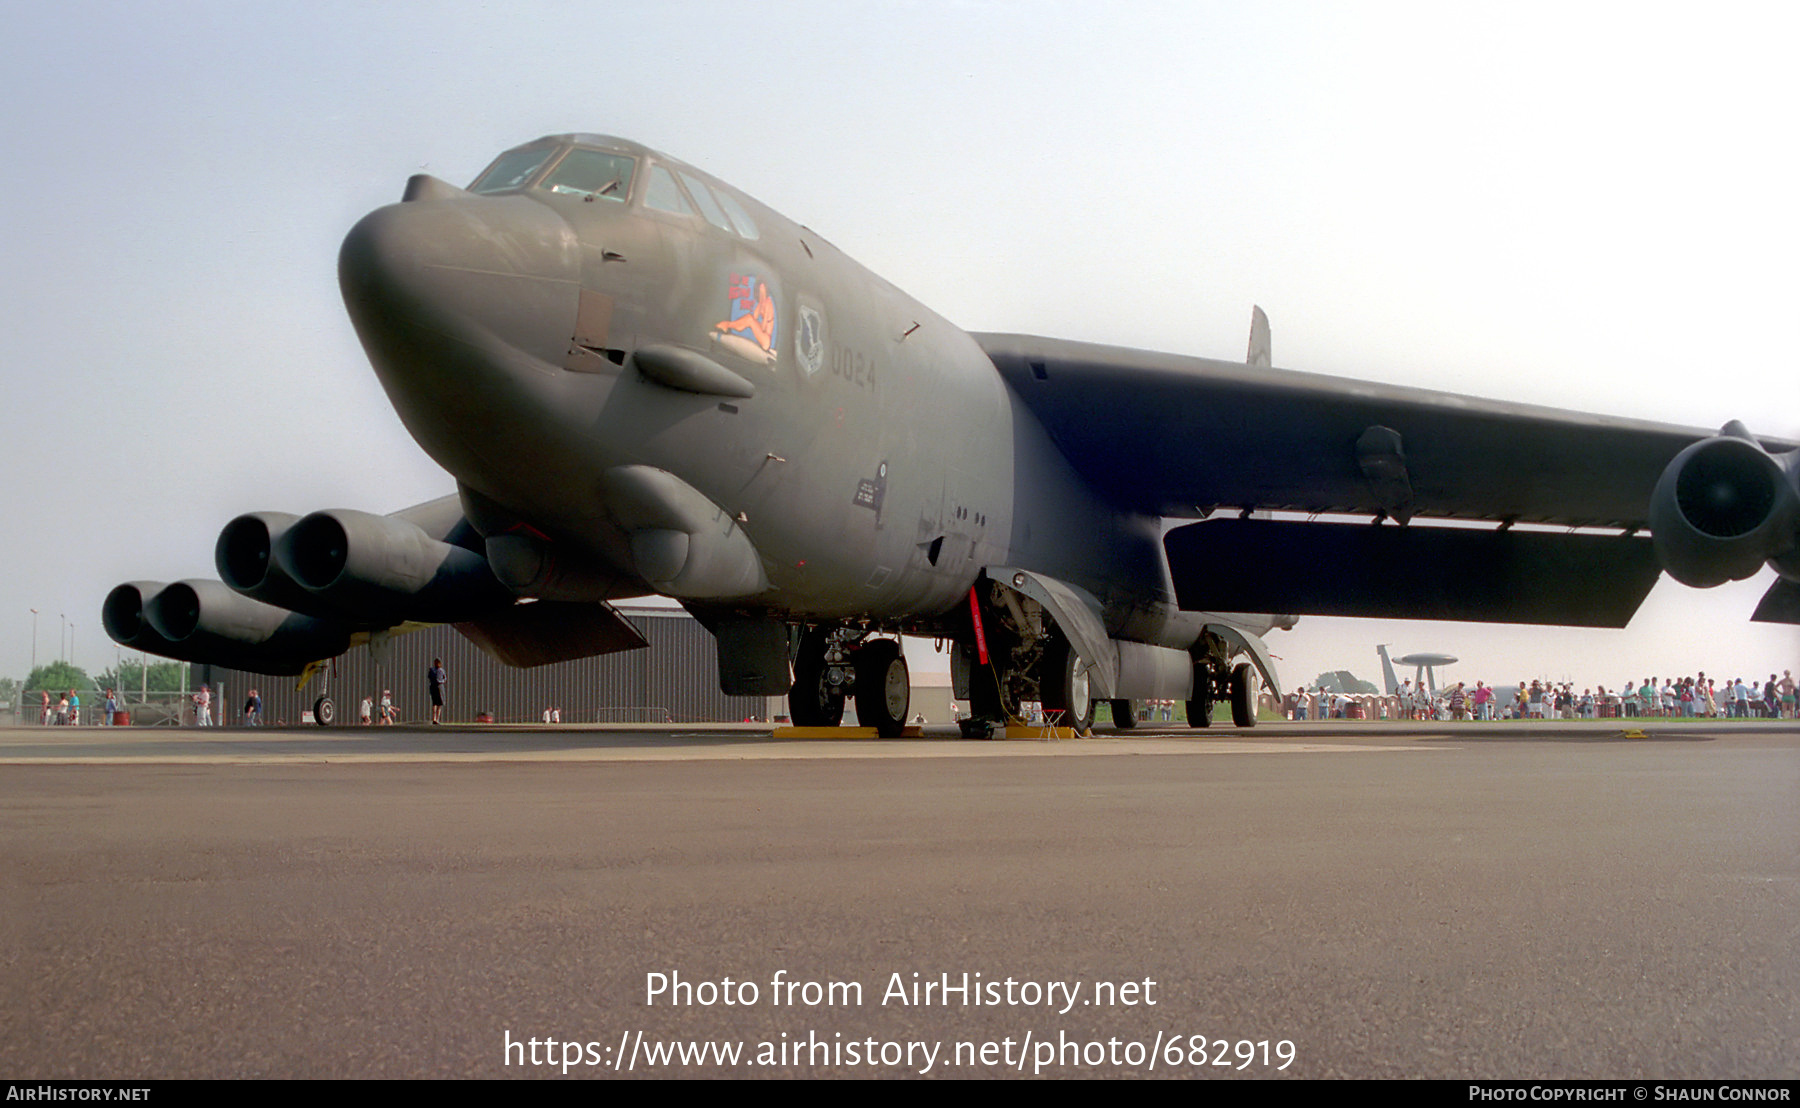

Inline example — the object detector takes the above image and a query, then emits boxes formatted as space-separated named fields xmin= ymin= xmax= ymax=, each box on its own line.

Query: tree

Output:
xmin=97 ymin=659 xmax=191 ymax=694
xmin=0 ymin=676 xmax=17 ymax=708
xmin=1313 ymin=670 xmax=1378 ymax=695
xmin=25 ymin=661 xmax=95 ymax=694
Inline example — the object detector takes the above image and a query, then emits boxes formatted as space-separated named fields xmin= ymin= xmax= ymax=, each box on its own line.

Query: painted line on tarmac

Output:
xmin=0 ymin=735 xmax=1428 ymax=766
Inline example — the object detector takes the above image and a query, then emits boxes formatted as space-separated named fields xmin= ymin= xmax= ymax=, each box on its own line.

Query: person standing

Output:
xmin=67 ymin=689 xmax=80 ymax=727
xmin=194 ymin=683 xmax=212 ymax=727
xmin=103 ymin=688 xmax=118 ymax=726
xmin=243 ymin=688 xmax=261 ymax=727
xmin=427 ymin=660 xmax=446 ymax=725
xmin=40 ymin=689 xmax=51 ymax=726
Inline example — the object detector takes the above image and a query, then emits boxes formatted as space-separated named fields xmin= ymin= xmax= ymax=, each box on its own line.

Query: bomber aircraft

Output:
xmin=104 ymin=135 xmax=1800 ymax=736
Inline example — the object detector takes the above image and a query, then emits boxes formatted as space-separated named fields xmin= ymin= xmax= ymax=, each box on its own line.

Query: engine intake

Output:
xmin=102 ymin=581 xmax=181 ymax=655
xmin=214 ymin=511 xmax=346 ymax=616
xmin=1649 ymin=423 xmax=1799 ymax=588
xmin=104 ymin=579 xmax=353 ymax=675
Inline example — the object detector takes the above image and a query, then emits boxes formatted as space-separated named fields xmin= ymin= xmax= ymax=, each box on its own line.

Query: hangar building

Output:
xmin=206 ymin=605 xmax=768 ymax=725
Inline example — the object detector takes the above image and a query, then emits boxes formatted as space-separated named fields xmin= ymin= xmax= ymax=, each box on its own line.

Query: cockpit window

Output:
xmin=677 ymin=170 xmax=735 ymax=233
xmin=470 ymin=147 xmax=557 ymax=194
xmin=643 ymin=165 xmax=694 ymax=215
xmin=541 ymin=148 xmax=636 ymax=201
xmin=712 ymin=190 xmax=760 ymax=240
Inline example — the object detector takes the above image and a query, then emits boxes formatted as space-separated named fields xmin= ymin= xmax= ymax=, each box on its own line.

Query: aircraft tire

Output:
xmin=312 ymin=696 xmax=335 ymax=727
xmin=1186 ymin=663 xmax=1213 ymax=728
xmin=1040 ymin=634 xmax=1094 ymax=733
xmin=1230 ymin=662 xmax=1257 ymax=728
xmin=853 ymin=638 xmax=909 ymax=738
xmin=790 ymin=626 xmax=845 ymax=727
xmin=1109 ymin=699 xmax=1138 ymax=729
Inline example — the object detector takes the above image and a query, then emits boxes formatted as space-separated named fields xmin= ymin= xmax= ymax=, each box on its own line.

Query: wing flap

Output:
xmin=453 ymin=600 xmax=648 ymax=668
xmin=1751 ymin=578 xmax=1800 ymax=624
xmin=1165 ymin=518 xmax=1662 ymax=627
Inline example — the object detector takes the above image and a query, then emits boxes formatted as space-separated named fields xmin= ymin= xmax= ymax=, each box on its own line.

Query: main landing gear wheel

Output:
xmin=1186 ymin=665 xmax=1213 ymax=729
xmin=312 ymin=696 xmax=335 ymax=727
xmin=853 ymin=638 xmax=910 ymax=738
xmin=1109 ymin=699 xmax=1138 ymax=730
xmin=1230 ymin=662 xmax=1258 ymax=728
xmin=1041 ymin=635 xmax=1094 ymax=732
xmin=790 ymin=626 xmax=845 ymax=727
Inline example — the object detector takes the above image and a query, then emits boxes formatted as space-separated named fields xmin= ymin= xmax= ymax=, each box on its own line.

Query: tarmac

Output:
xmin=1 ymin=717 xmax=1795 ymax=1079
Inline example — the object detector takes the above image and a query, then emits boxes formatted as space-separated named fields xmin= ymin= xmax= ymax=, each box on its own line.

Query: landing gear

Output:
xmin=1108 ymin=699 xmax=1138 ymax=729
xmin=1040 ymin=634 xmax=1093 ymax=732
xmin=1185 ymin=667 xmax=1213 ymax=729
xmin=790 ymin=625 xmax=846 ymax=727
xmin=302 ymin=656 xmax=341 ymax=727
xmin=853 ymin=638 xmax=910 ymax=738
xmin=1229 ymin=662 xmax=1258 ymax=728
xmin=1187 ymin=652 xmax=1258 ymax=730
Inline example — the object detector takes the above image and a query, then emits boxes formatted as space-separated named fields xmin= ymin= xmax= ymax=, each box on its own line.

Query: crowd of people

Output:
xmin=1284 ymin=670 xmax=1796 ymax=721
xmin=37 ymin=687 xmax=128 ymax=726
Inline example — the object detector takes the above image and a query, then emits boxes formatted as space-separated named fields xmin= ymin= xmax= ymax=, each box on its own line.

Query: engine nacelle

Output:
xmin=215 ymin=511 xmax=346 ymax=617
xmin=102 ymin=581 xmax=183 ymax=656
xmin=276 ymin=508 xmax=512 ymax=621
xmin=1648 ymin=423 xmax=1799 ymax=588
xmin=106 ymin=579 xmax=352 ymax=675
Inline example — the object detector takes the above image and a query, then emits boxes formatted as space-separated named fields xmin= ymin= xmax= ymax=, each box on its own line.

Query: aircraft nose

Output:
xmin=339 ymin=191 xmax=581 ymax=371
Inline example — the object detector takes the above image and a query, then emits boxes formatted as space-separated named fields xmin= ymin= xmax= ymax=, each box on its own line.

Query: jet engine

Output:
xmin=275 ymin=508 xmax=513 ymax=621
xmin=105 ymin=579 xmax=352 ymax=675
xmin=1648 ymin=422 xmax=1799 ymax=588
xmin=102 ymin=581 xmax=183 ymax=657
xmin=215 ymin=511 xmax=340 ymax=617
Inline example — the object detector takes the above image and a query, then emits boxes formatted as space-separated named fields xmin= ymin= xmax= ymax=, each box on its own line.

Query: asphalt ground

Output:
xmin=1 ymin=718 xmax=1795 ymax=1079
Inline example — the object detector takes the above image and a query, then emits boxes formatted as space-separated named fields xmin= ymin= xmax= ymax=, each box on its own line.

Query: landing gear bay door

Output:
xmin=986 ymin=566 xmax=1117 ymax=700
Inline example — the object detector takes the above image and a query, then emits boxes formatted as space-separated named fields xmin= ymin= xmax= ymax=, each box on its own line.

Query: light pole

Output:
xmin=29 ymin=609 xmax=37 ymax=677
xmin=59 ymin=614 xmax=66 ymax=664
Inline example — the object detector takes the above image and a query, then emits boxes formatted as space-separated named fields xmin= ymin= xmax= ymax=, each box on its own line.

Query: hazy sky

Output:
xmin=2 ymin=2 xmax=1794 ymax=693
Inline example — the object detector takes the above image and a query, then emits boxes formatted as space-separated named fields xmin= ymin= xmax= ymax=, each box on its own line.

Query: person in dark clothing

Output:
xmin=427 ymin=659 xmax=446 ymax=724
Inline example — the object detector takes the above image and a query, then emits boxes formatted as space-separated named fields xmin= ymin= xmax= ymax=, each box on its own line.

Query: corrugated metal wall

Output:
xmin=204 ymin=607 xmax=764 ymax=725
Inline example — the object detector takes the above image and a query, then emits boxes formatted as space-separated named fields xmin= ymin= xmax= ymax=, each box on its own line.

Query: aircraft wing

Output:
xmin=976 ymin=333 xmax=1799 ymax=626
xmin=978 ymin=332 xmax=1793 ymax=525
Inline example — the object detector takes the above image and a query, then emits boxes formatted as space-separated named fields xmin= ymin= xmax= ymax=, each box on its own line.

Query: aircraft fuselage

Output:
xmin=340 ymin=135 xmax=1193 ymax=645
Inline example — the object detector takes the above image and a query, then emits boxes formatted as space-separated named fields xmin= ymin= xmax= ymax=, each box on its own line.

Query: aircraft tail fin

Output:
xmin=1377 ymin=644 xmax=1400 ymax=695
xmin=1246 ymin=305 xmax=1271 ymax=368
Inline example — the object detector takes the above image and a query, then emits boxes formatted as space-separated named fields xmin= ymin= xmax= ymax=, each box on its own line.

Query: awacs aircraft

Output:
xmin=104 ymin=135 xmax=1800 ymax=735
